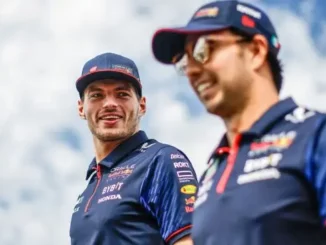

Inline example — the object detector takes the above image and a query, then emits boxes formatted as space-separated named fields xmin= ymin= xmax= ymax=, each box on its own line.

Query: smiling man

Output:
xmin=69 ymin=52 xmax=198 ymax=245
xmin=152 ymin=0 xmax=326 ymax=244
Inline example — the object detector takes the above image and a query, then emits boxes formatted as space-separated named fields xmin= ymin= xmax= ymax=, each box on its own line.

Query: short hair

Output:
xmin=229 ymin=28 xmax=284 ymax=93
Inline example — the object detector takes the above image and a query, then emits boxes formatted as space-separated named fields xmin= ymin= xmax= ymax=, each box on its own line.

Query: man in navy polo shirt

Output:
xmin=69 ymin=52 xmax=198 ymax=245
xmin=151 ymin=0 xmax=326 ymax=244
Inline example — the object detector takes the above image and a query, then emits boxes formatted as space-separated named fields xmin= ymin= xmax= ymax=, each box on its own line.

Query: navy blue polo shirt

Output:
xmin=70 ymin=131 xmax=198 ymax=245
xmin=192 ymin=98 xmax=326 ymax=245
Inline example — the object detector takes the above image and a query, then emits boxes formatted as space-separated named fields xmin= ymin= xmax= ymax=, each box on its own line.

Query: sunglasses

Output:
xmin=172 ymin=35 xmax=252 ymax=75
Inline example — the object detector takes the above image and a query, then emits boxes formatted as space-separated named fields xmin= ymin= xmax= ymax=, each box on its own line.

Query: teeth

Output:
xmin=102 ymin=116 xmax=120 ymax=120
xmin=197 ymin=83 xmax=212 ymax=93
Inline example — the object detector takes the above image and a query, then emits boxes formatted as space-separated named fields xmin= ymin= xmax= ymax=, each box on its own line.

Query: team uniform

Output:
xmin=192 ymin=98 xmax=326 ymax=244
xmin=70 ymin=131 xmax=198 ymax=245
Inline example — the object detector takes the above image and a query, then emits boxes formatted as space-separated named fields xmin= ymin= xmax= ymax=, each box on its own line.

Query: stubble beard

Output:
xmin=209 ymin=73 xmax=251 ymax=118
xmin=88 ymin=112 xmax=140 ymax=142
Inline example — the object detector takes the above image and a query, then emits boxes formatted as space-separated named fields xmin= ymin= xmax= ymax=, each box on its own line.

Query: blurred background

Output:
xmin=0 ymin=0 xmax=325 ymax=244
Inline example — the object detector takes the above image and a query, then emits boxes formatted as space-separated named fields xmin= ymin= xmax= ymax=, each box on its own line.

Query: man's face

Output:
xmin=78 ymin=79 xmax=146 ymax=142
xmin=182 ymin=30 xmax=253 ymax=117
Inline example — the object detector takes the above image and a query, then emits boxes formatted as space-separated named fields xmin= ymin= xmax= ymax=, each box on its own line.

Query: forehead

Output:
xmin=85 ymin=79 xmax=133 ymax=92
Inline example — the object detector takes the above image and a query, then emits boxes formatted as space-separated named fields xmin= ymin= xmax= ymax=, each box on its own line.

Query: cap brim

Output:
xmin=76 ymin=69 xmax=142 ymax=97
xmin=152 ymin=23 xmax=230 ymax=64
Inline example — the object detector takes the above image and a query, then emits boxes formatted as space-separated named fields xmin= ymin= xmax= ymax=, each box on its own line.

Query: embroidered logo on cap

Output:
xmin=241 ymin=15 xmax=255 ymax=28
xmin=112 ymin=65 xmax=133 ymax=75
xmin=236 ymin=4 xmax=262 ymax=19
xmin=194 ymin=7 xmax=219 ymax=18
xmin=89 ymin=66 xmax=97 ymax=72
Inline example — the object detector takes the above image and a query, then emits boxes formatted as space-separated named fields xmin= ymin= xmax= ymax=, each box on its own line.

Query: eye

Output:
xmin=206 ymin=40 xmax=219 ymax=51
xmin=117 ymin=92 xmax=130 ymax=98
xmin=89 ymin=93 xmax=102 ymax=99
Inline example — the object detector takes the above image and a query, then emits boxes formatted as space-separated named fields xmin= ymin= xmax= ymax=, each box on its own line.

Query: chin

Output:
xmin=94 ymin=128 xmax=125 ymax=141
xmin=206 ymin=106 xmax=217 ymax=115
xmin=204 ymin=97 xmax=224 ymax=115
xmin=98 ymin=125 xmax=139 ymax=141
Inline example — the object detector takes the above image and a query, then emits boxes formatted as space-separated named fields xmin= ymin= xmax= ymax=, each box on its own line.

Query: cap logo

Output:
xmin=236 ymin=4 xmax=261 ymax=19
xmin=194 ymin=7 xmax=219 ymax=18
xmin=89 ymin=66 xmax=97 ymax=72
xmin=112 ymin=65 xmax=133 ymax=75
xmin=241 ymin=15 xmax=255 ymax=28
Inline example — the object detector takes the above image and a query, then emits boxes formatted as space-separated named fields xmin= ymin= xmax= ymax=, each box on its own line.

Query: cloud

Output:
xmin=0 ymin=0 xmax=325 ymax=244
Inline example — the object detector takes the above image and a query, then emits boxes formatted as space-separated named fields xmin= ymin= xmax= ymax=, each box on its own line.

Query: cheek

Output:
xmin=207 ymin=52 xmax=231 ymax=76
xmin=209 ymin=53 xmax=242 ymax=80
xmin=124 ymin=102 xmax=139 ymax=117
xmin=84 ymin=104 xmax=97 ymax=118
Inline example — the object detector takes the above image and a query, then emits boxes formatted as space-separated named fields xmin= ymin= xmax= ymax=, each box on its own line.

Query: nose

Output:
xmin=102 ymin=95 xmax=118 ymax=109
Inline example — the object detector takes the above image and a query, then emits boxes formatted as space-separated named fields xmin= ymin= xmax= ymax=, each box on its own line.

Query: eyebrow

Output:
xmin=114 ymin=84 xmax=132 ymax=91
xmin=87 ymin=86 xmax=103 ymax=93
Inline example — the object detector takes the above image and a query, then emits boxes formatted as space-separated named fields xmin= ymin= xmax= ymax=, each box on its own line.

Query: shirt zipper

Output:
xmin=216 ymin=134 xmax=242 ymax=194
xmin=84 ymin=164 xmax=102 ymax=212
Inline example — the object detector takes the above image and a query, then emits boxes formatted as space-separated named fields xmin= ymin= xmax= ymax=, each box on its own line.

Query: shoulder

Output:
xmin=144 ymin=141 xmax=194 ymax=169
xmin=155 ymin=143 xmax=191 ymax=160
xmin=283 ymin=105 xmax=326 ymax=124
xmin=139 ymin=138 xmax=190 ymax=158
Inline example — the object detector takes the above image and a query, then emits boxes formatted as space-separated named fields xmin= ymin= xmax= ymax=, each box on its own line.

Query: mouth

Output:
xmin=98 ymin=114 xmax=123 ymax=124
xmin=196 ymin=81 xmax=215 ymax=96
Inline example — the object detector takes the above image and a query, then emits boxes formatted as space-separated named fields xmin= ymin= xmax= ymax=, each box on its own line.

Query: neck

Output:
xmin=224 ymin=80 xmax=279 ymax=146
xmin=93 ymin=137 xmax=126 ymax=163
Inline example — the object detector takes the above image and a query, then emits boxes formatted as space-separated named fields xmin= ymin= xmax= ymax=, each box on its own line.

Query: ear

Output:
xmin=139 ymin=97 xmax=146 ymax=117
xmin=247 ymin=34 xmax=269 ymax=71
xmin=78 ymin=99 xmax=86 ymax=120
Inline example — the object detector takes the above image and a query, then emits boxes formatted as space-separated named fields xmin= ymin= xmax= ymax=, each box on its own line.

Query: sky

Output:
xmin=0 ymin=0 xmax=325 ymax=244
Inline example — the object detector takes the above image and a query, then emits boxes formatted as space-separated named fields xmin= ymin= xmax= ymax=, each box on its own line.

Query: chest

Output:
xmin=195 ymin=129 xmax=317 ymax=222
xmin=192 ymin=129 xmax=324 ymax=245
xmin=70 ymin=160 xmax=148 ymax=235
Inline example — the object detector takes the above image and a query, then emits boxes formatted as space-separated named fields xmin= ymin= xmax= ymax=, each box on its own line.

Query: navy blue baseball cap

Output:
xmin=152 ymin=0 xmax=281 ymax=64
xmin=76 ymin=53 xmax=142 ymax=97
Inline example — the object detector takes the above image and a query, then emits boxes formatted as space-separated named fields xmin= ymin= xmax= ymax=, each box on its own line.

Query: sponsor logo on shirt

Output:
xmin=102 ymin=182 xmax=123 ymax=194
xmin=181 ymin=185 xmax=197 ymax=194
xmin=244 ymin=153 xmax=282 ymax=173
xmin=248 ymin=131 xmax=296 ymax=157
xmin=185 ymin=196 xmax=196 ymax=205
xmin=177 ymin=170 xmax=196 ymax=183
xmin=285 ymin=107 xmax=315 ymax=123
xmin=177 ymin=170 xmax=194 ymax=178
xmin=98 ymin=194 xmax=122 ymax=203
xmin=174 ymin=161 xmax=190 ymax=168
xmin=237 ymin=153 xmax=282 ymax=185
xmin=185 ymin=206 xmax=194 ymax=213
xmin=108 ymin=164 xmax=136 ymax=180
xmin=171 ymin=153 xmax=185 ymax=159
xmin=139 ymin=142 xmax=156 ymax=152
